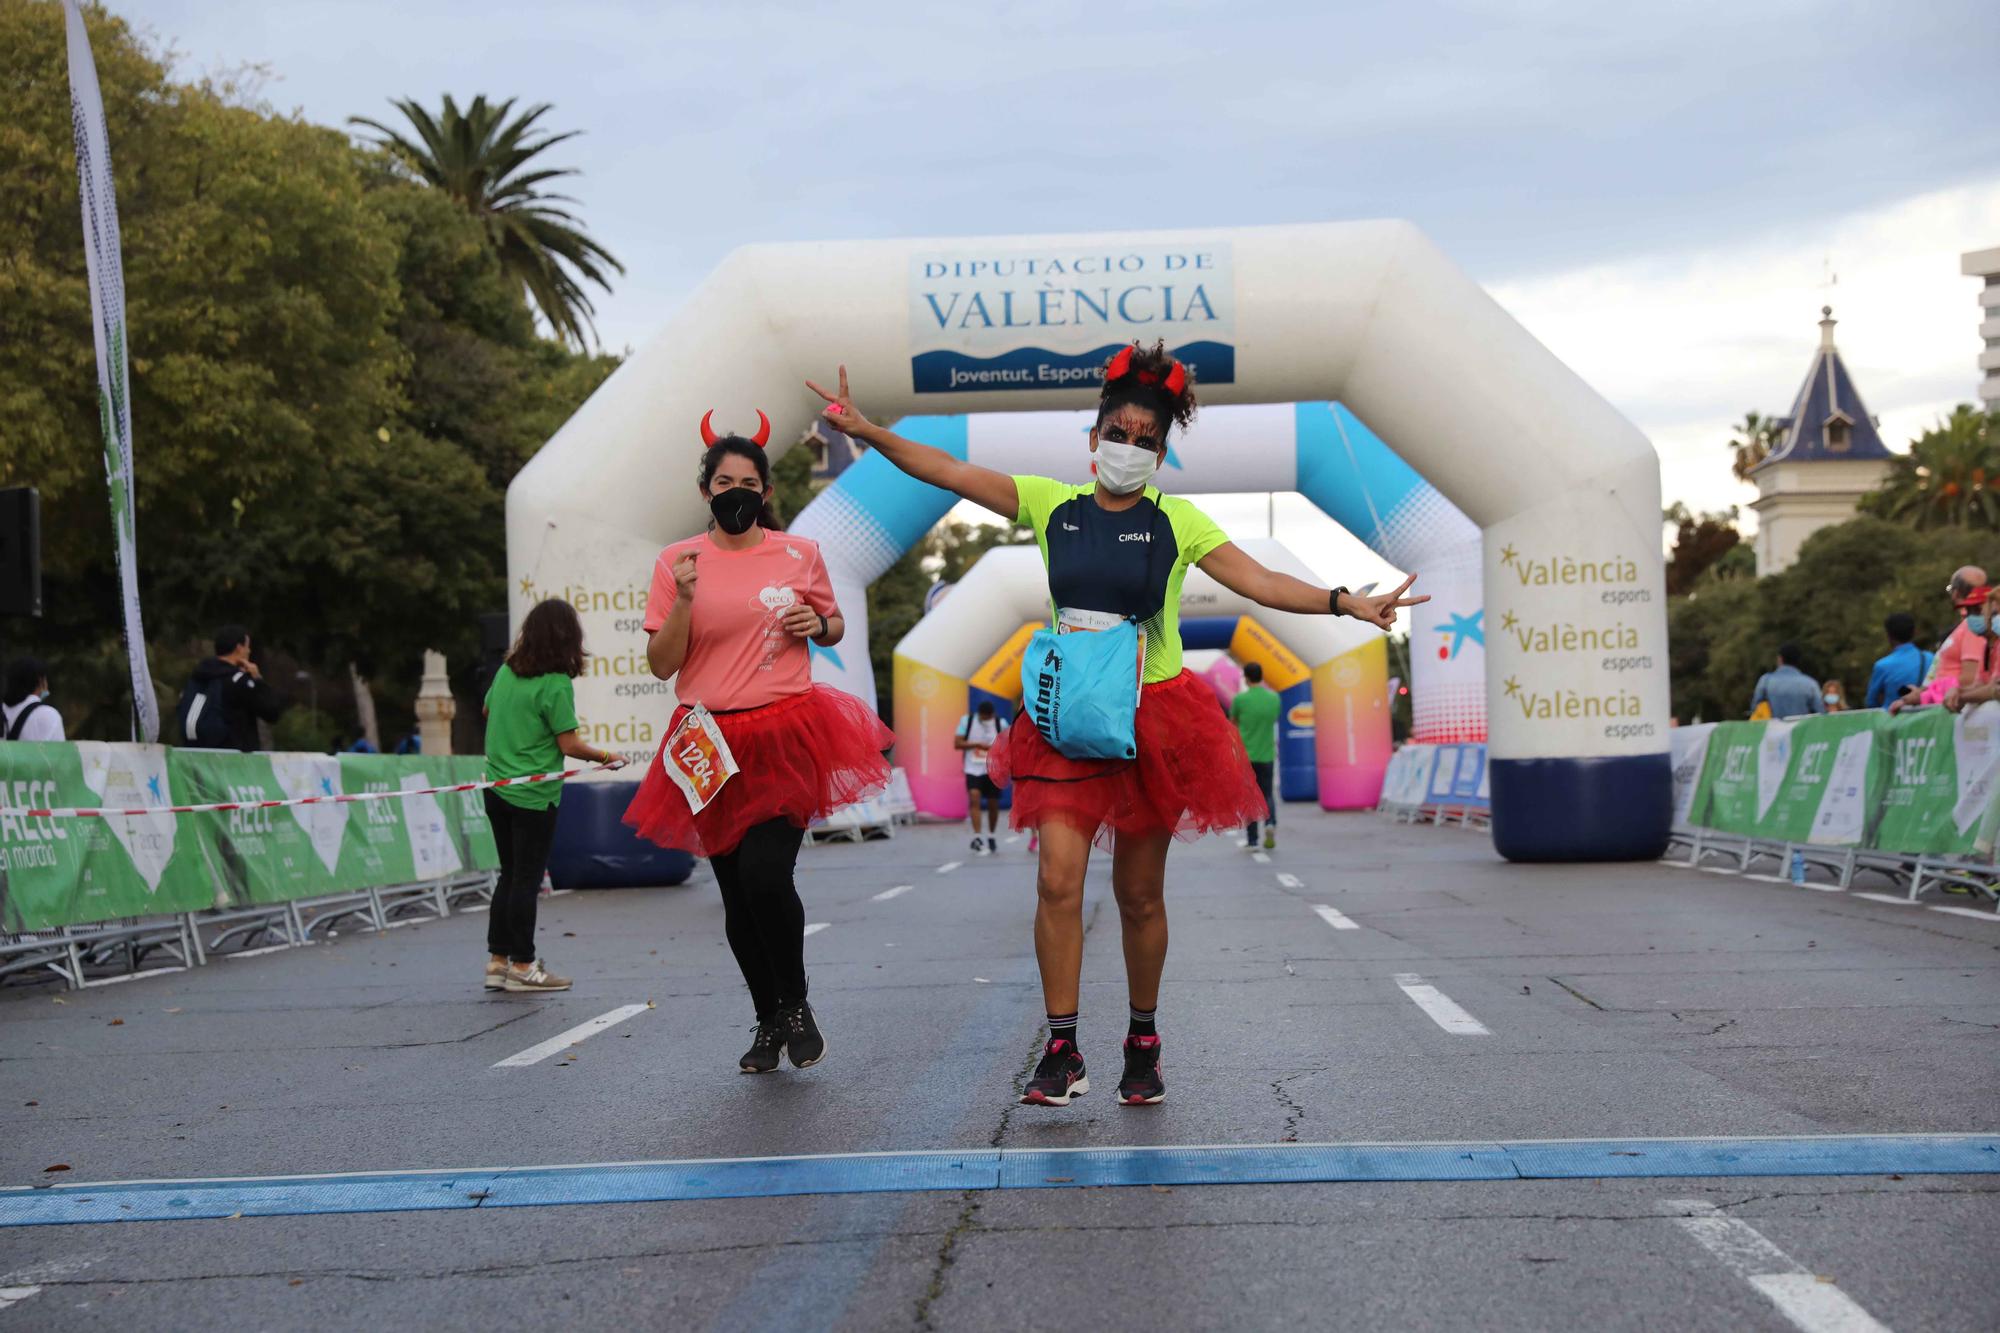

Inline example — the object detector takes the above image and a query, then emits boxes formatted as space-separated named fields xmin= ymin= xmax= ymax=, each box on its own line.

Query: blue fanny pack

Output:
xmin=1019 ymin=620 xmax=1141 ymax=760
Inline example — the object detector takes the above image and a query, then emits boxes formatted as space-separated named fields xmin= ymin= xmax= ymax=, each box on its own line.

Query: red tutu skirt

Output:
xmin=989 ymin=670 xmax=1267 ymax=846
xmin=624 ymin=685 xmax=894 ymax=859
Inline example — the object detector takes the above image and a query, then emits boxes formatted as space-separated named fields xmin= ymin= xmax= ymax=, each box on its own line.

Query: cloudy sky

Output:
xmin=141 ymin=0 xmax=2000 ymax=588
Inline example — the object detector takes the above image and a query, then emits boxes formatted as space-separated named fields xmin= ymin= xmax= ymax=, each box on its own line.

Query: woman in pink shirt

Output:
xmin=624 ymin=415 xmax=893 ymax=1075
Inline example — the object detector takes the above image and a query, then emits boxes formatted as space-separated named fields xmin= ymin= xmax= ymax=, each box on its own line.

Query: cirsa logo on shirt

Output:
xmin=1117 ymin=532 xmax=1152 ymax=543
xmin=756 ymin=585 xmax=797 ymax=610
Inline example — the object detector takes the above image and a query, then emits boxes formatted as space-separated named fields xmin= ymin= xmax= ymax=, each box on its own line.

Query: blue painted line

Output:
xmin=4 ymin=1136 xmax=1993 ymax=1228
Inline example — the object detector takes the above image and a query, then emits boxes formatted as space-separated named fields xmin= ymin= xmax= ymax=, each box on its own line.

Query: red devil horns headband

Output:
xmin=699 ymin=409 xmax=772 ymax=450
xmin=1103 ymin=345 xmax=1188 ymax=397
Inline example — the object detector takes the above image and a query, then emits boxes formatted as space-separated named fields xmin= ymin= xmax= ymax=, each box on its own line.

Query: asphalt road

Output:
xmin=2 ymin=813 xmax=1996 ymax=1330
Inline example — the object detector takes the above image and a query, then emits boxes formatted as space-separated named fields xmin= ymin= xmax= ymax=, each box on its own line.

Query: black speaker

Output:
xmin=0 ymin=488 xmax=41 ymax=618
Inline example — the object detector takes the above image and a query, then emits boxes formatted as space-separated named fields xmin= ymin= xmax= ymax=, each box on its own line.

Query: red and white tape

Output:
xmin=3 ymin=760 xmax=627 ymax=821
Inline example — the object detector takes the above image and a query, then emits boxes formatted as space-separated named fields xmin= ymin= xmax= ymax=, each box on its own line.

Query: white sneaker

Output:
xmin=503 ymin=959 xmax=571 ymax=993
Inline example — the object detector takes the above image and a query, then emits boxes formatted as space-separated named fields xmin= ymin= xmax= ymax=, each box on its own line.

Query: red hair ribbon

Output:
xmin=1102 ymin=346 xmax=1187 ymax=397
xmin=699 ymin=409 xmax=772 ymax=449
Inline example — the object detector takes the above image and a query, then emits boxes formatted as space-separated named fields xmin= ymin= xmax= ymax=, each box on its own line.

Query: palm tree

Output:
xmin=1726 ymin=411 xmax=1785 ymax=481
xmin=1862 ymin=405 xmax=2000 ymax=530
xmin=351 ymin=95 xmax=623 ymax=348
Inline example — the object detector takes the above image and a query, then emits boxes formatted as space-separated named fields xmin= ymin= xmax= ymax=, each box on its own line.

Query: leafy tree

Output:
xmin=0 ymin=2 xmax=616 ymax=740
xmin=350 ymin=95 xmax=623 ymax=349
xmin=1663 ymin=503 xmax=1747 ymax=595
xmin=1727 ymin=410 xmax=1785 ymax=481
xmin=1666 ymin=515 xmax=2000 ymax=722
xmin=1859 ymin=405 xmax=2000 ymax=530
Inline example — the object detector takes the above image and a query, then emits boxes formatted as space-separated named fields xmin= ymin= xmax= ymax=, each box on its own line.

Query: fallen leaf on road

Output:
xmin=24 ymin=1101 xmax=38 ymax=1107
xmin=289 ymin=1279 xmax=304 ymax=1287
xmin=108 ymin=1018 xmax=124 ymax=1026
xmin=1044 ymin=1176 xmax=1073 ymax=1183
xmin=563 ymin=932 xmax=576 ymax=937
xmin=43 ymin=1164 xmax=70 ymax=1173
xmin=646 ymin=1000 xmax=656 ymax=1009
xmin=51 ymin=997 xmax=65 ymax=1005
xmin=165 ymin=1007 xmax=182 ymax=1014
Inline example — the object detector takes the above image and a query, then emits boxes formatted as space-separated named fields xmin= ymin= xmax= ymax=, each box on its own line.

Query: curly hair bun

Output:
xmin=1100 ymin=340 xmax=1198 ymax=431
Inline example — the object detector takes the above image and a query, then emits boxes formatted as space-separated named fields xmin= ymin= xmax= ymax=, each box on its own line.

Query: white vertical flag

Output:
xmin=63 ymin=0 xmax=158 ymax=742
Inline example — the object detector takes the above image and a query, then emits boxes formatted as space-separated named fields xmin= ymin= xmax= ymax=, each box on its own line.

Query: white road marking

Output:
xmin=803 ymin=922 xmax=831 ymax=936
xmin=1393 ymin=973 xmax=1490 ymax=1036
xmin=492 ymin=1003 xmax=651 ymax=1068
xmin=1313 ymin=905 xmax=1359 ymax=931
xmin=0 ymin=1287 xmax=41 ymax=1311
xmin=461 ymin=903 xmax=490 ymax=913
xmin=1252 ymin=851 xmax=1272 ymax=864
xmin=1005 ymin=834 xmax=1022 ymax=844
xmin=871 ymin=884 xmax=915 ymax=901
xmin=1851 ymin=892 xmax=1919 ymax=907
xmin=1276 ymin=872 xmax=1304 ymax=889
xmin=1668 ymin=1199 xmax=1888 ymax=1333
xmin=1929 ymin=904 xmax=2000 ymax=921
xmin=973 ymin=977 xmax=991 ymax=983
xmin=225 ymin=941 xmax=315 ymax=959
xmin=936 ymin=861 xmax=962 ymax=874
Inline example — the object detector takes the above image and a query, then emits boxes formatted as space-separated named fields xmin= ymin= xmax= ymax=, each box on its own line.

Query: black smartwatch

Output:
xmin=1328 ymin=586 xmax=1350 ymax=617
xmin=815 ymin=612 xmax=831 ymax=639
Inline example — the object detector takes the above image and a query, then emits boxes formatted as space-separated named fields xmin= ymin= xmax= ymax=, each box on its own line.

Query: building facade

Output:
xmin=1748 ymin=308 xmax=1891 ymax=576
xmin=1963 ymin=245 xmax=2000 ymax=414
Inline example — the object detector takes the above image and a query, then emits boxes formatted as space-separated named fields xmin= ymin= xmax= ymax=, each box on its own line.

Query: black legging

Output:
xmin=484 ymin=789 xmax=560 ymax=964
xmin=710 ymin=817 xmax=810 ymax=1021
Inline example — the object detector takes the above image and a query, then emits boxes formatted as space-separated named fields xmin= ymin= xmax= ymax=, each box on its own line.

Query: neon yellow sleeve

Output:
xmin=1167 ymin=496 xmax=1230 ymax=566
xmin=1011 ymin=475 xmax=1066 ymax=532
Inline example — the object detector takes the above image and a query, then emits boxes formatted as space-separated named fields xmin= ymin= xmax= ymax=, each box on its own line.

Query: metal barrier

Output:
xmin=2 ymin=869 xmax=499 ymax=990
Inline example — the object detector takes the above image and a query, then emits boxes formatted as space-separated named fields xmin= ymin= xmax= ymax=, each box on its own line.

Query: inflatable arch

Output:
xmin=510 ymin=221 xmax=1670 ymax=861
xmin=894 ymin=541 xmax=1386 ymax=820
xmin=786 ymin=403 xmax=1486 ymax=745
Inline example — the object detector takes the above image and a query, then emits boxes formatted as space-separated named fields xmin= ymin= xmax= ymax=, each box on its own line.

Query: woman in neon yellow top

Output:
xmin=810 ymin=343 xmax=1425 ymax=1109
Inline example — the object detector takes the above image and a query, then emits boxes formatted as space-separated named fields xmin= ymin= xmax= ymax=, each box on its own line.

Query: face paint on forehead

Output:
xmin=1099 ymin=407 xmax=1166 ymax=450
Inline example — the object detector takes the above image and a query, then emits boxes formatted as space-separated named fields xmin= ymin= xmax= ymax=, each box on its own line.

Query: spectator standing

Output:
xmin=1821 ymin=680 xmax=1849 ymax=712
xmin=1921 ymin=567 xmax=1987 ymax=688
xmin=1865 ymin=613 xmax=1932 ymax=709
xmin=481 ymin=598 xmax=623 ymax=994
xmin=958 ymin=700 xmax=1006 ymax=855
xmin=1230 ymin=662 xmax=1282 ymax=849
xmin=1942 ymin=589 xmax=2000 ymax=713
xmin=2 ymin=658 xmax=63 ymax=742
xmin=1748 ymin=644 xmax=1825 ymax=719
xmin=177 ymin=626 xmax=285 ymax=751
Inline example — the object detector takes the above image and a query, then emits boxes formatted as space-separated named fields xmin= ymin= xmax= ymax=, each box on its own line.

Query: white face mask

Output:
xmin=1094 ymin=440 xmax=1160 ymax=495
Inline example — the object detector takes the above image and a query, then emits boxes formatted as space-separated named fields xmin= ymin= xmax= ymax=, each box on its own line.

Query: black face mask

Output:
xmin=709 ymin=487 xmax=763 ymax=535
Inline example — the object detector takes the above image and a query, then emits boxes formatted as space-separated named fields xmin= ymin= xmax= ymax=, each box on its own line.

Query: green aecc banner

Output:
xmin=2 ymin=746 xmax=500 ymax=933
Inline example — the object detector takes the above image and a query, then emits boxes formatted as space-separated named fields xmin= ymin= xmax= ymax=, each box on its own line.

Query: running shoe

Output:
xmin=1019 ymin=1038 xmax=1089 ymax=1106
xmin=986 ymin=836 xmax=997 ymax=853
xmin=483 ymin=958 xmax=508 ymax=991
xmin=503 ymin=959 xmax=571 ymax=993
xmin=1117 ymin=1034 xmax=1165 ymax=1105
xmin=1264 ymin=828 xmax=1276 ymax=850
xmin=779 ymin=1000 xmax=827 ymax=1068
xmin=972 ymin=836 xmax=987 ymax=856
xmin=1027 ymin=833 xmax=1039 ymax=853
xmin=740 ymin=1022 xmax=785 ymax=1074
